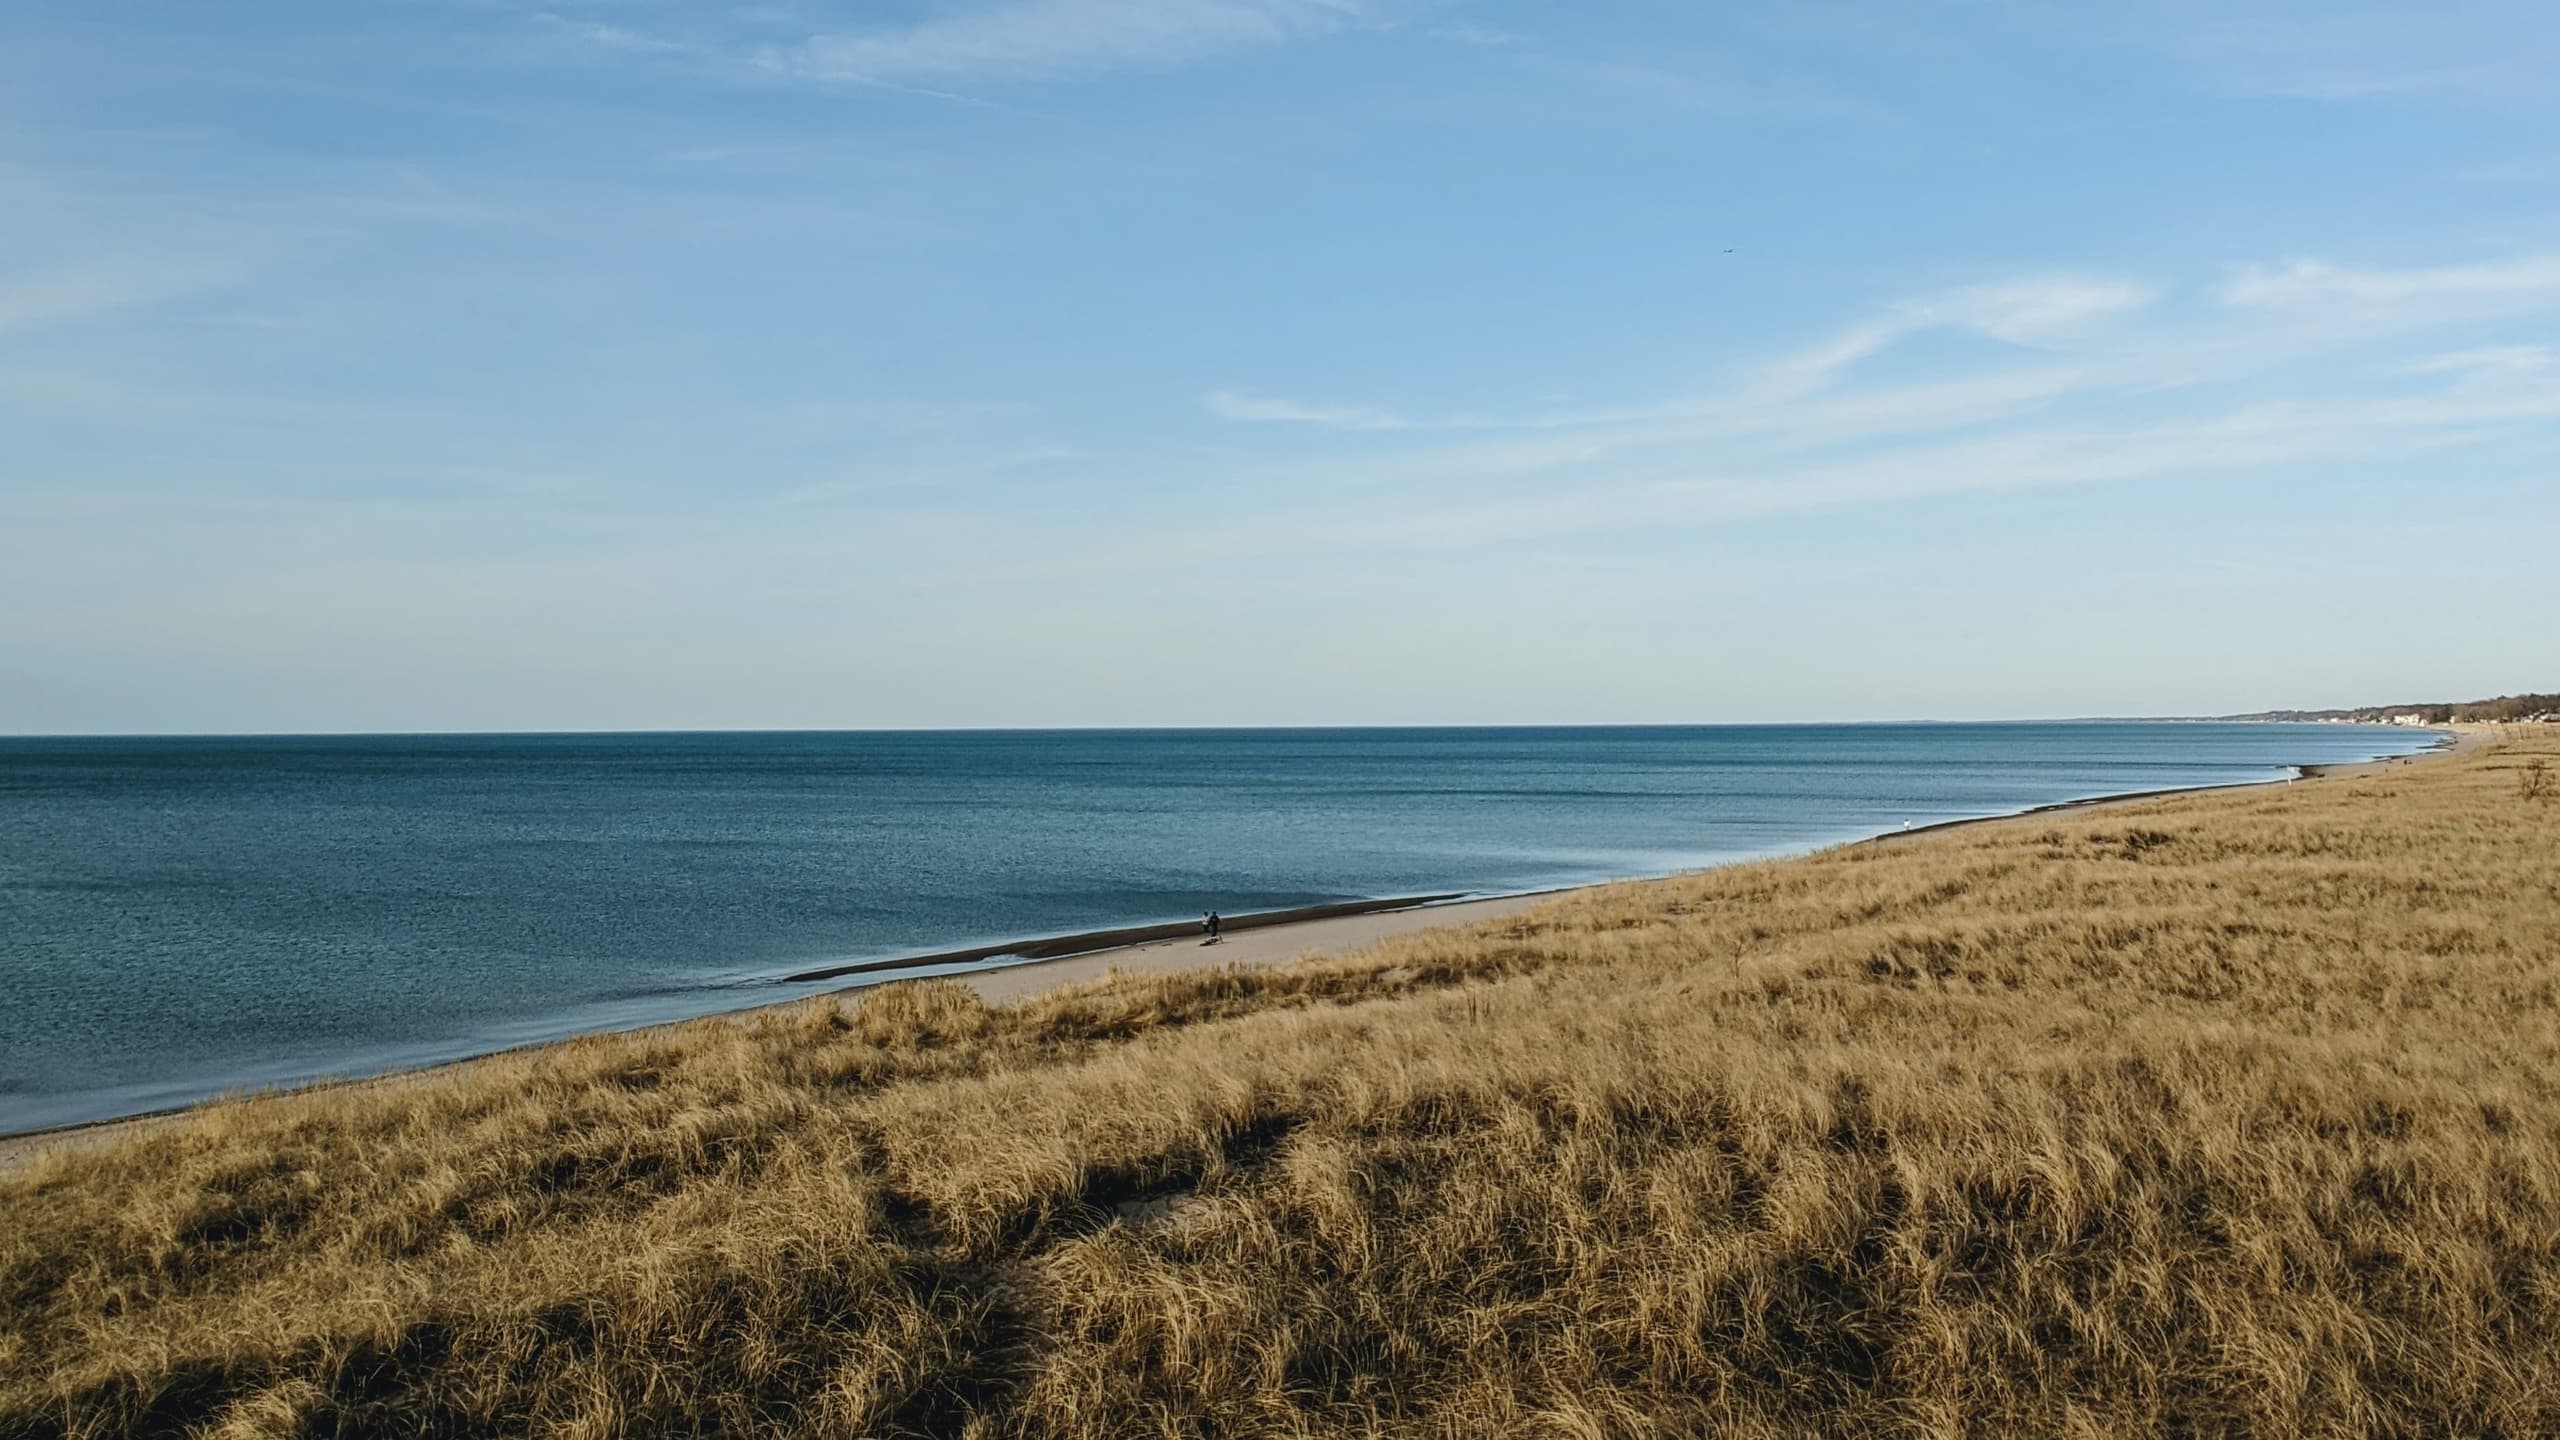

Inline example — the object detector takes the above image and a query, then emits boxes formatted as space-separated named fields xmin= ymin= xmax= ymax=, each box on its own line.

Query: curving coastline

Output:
xmin=780 ymin=893 xmax=1465 ymax=984
xmin=0 ymin=724 xmax=2469 ymax=1161
xmin=943 ymin=724 xmax=2477 ymax=1005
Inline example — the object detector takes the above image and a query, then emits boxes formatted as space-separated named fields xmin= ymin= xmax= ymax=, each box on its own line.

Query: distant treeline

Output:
xmin=2227 ymin=692 xmax=2560 ymax=724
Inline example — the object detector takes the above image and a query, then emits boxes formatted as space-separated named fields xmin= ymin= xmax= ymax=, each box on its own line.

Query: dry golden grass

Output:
xmin=5 ymin=732 xmax=2559 ymax=1438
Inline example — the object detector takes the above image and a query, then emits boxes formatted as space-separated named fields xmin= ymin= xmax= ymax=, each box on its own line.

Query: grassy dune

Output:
xmin=5 ymin=734 xmax=2559 ymax=1438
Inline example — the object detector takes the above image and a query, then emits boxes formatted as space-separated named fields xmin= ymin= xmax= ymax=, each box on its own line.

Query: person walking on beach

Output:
xmin=1203 ymin=910 xmax=1222 ymax=945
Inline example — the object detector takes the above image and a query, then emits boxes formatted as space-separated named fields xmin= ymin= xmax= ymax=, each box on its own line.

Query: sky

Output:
xmin=1 ymin=1 xmax=2555 ymax=732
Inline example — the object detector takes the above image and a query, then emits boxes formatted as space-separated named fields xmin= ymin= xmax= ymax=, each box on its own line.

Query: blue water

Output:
xmin=0 ymin=723 xmax=2440 ymax=1133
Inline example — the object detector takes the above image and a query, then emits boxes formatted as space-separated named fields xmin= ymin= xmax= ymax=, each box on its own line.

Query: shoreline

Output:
xmin=0 ymin=725 xmax=2474 ymax=1165
xmin=964 ymin=725 xmax=2484 ymax=1000
xmin=802 ymin=723 xmax=2478 ymax=992
xmin=780 ymin=892 xmax=1468 ymax=984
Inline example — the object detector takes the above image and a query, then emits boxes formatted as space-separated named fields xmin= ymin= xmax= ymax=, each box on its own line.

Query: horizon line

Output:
xmin=0 ymin=715 xmax=2418 ymax=742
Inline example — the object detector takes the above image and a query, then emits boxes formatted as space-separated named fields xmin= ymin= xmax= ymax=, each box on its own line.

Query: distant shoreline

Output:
xmin=0 ymin=723 xmax=2472 ymax=1164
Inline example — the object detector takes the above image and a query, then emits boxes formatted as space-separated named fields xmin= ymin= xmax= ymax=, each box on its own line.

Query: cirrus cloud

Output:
xmin=2219 ymin=253 xmax=2560 ymax=306
xmin=785 ymin=0 xmax=1373 ymax=84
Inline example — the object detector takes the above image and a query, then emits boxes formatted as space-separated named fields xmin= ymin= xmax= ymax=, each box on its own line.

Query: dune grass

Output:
xmin=4 ymin=731 xmax=2558 ymax=1437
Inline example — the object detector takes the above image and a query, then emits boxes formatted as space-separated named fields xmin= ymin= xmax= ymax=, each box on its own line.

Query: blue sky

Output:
xmin=2 ymin=1 xmax=2554 ymax=731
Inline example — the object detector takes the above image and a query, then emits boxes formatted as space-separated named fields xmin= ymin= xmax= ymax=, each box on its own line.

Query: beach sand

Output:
xmin=963 ymin=892 xmax=1555 ymax=1004
xmin=2297 ymin=720 xmax=2497 ymax=777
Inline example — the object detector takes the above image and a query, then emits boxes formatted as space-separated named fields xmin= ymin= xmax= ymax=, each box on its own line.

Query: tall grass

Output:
xmin=5 ymin=732 xmax=2557 ymax=1437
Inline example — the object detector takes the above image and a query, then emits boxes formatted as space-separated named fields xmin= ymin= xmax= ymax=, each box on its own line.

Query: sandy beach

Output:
xmin=2297 ymin=720 xmax=2498 ymax=777
xmin=962 ymin=891 xmax=1556 ymax=1004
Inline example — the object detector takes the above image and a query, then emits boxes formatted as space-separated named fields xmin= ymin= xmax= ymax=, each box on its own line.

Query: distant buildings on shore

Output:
xmin=2369 ymin=711 xmax=2558 ymax=726
xmin=2361 ymin=711 xmax=2560 ymax=726
xmin=2240 ymin=693 xmax=2558 ymax=725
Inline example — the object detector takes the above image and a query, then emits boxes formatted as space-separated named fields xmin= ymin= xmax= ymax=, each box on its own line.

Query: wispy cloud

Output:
xmin=1897 ymin=274 xmax=2160 ymax=345
xmin=1205 ymin=388 xmax=1652 ymax=434
xmin=2178 ymin=5 xmax=2560 ymax=104
xmin=782 ymin=0 xmax=1373 ymax=84
xmin=1217 ymin=270 xmax=2157 ymax=438
xmin=0 ymin=259 xmax=231 ymax=337
xmin=1758 ymin=272 xmax=2155 ymax=395
xmin=2403 ymin=345 xmax=2554 ymax=376
xmin=767 ymin=397 xmax=1036 ymax=441
xmin=538 ymin=13 xmax=688 ymax=56
xmin=2220 ymin=254 xmax=2560 ymax=306
xmin=1238 ymin=367 xmax=2560 ymax=554
xmin=1178 ymin=250 xmax=2560 ymax=552
xmin=1428 ymin=22 xmax=1519 ymax=48
xmin=1207 ymin=389 xmax=1416 ymax=431
xmin=0 ymin=367 xmax=369 ymax=426
xmin=0 ymin=368 xmax=226 ymax=422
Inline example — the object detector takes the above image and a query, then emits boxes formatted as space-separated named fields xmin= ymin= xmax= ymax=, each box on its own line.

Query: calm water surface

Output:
xmin=0 ymin=723 xmax=2441 ymax=1132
